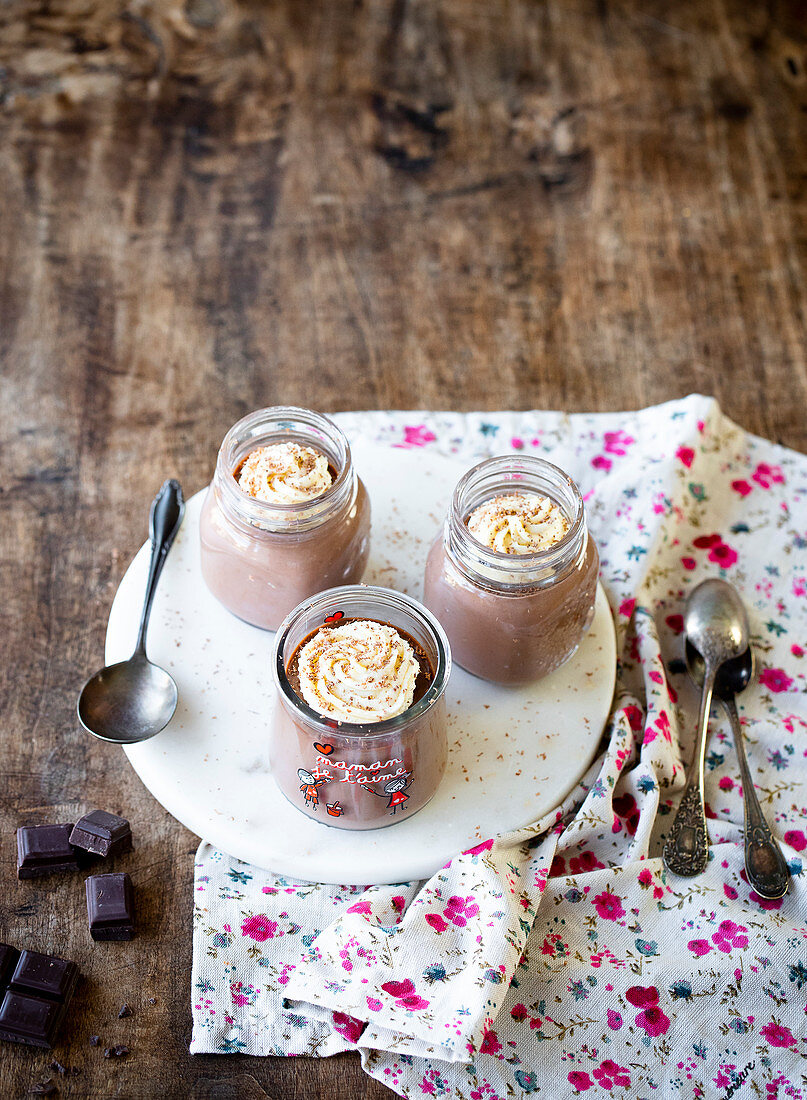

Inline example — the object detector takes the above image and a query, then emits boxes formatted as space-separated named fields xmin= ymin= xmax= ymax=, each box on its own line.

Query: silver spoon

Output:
xmin=663 ymin=578 xmax=749 ymax=877
xmin=77 ymin=479 xmax=185 ymax=744
xmin=686 ymin=640 xmax=789 ymax=899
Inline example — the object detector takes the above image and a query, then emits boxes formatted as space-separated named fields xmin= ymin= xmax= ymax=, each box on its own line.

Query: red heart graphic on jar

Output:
xmin=314 ymin=742 xmax=334 ymax=756
xmin=324 ymin=611 xmax=344 ymax=623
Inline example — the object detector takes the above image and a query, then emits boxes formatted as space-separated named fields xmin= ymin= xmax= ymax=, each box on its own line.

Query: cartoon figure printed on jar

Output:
xmin=297 ymin=768 xmax=327 ymax=809
xmin=270 ymin=586 xmax=451 ymax=831
xmin=423 ymin=455 xmax=599 ymax=684
xmin=363 ymin=773 xmax=414 ymax=816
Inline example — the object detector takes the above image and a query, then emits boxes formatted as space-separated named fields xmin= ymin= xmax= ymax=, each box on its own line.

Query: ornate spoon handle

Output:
xmin=663 ymin=665 xmax=716 ymax=877
xmin=722 ymin=695 xmax=789 ymax=900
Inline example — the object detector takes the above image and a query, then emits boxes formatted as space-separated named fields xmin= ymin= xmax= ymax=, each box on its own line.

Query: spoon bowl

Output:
xmin=78 ymin=656 xmax=178 ymax=745
xmin=77 ymin=479 xmax=185 ymax=745
xmin=685 ymin=640 xmax=755 ymax=700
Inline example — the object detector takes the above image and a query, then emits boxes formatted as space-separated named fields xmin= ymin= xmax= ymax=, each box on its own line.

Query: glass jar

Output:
xmin=423 ymin=455 xmax=598 ymax=684
xmin=271 ymin=586 xmax=451 ymax=830
xmin=199 ymin=407 xmax=371 ymax=630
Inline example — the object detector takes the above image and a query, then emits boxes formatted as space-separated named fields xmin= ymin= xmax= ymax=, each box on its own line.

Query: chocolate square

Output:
xmin=86 ymin=873 xmax=134 ymax=941
xmin=0 ymin=991 xmax=66 ymax=1048
xmin=16 ymin=825 xmax=80 ymax=879
xmin=69 ymin=811 xmax=132 ymax=859
xmin=10 ymin=951 xmax=78 ymax=1004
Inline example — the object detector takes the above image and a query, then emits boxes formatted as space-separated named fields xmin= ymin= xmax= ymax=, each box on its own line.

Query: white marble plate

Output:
xmin=108 ymin=441 xmax=616 ymax=884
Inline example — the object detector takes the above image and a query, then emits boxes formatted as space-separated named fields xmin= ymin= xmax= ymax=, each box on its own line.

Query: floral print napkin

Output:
xmin=191 ymin=397 xmax=807 ymax=1099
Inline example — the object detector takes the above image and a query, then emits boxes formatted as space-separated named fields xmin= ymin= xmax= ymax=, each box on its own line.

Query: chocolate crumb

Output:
xmin=114 ymin=1045 xmax=129 ymax=1057
xmin=89 ymin=1035 xmax=100 ymax=1046
xmin=148 ymin=997 xmax=156 ymax=1005
xmin=49 ymin=1061 xmax=66 ymax=1075
xmin=103 ymin=1048 xmax=113 ymax=1059
xmin=118 ymin=1003 xmax=132 ymax=1018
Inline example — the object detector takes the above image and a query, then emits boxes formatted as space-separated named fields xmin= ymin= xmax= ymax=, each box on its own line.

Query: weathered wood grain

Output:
xmin=1 ymin=0 xmax=806 ymax=1097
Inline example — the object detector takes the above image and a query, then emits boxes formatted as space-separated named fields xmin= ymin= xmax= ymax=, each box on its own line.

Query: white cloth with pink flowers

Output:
xmin=191 ymin=396 xmax=807 ymax=1099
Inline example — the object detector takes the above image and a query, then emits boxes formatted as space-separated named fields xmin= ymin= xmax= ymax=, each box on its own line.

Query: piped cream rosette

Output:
xmin=237 ymin=442 xmax=332 ymax=504
xmin=296 ymin=619 xmax=419 ymax=723
xmin=467 ymin=491 xmax=569 ymax=554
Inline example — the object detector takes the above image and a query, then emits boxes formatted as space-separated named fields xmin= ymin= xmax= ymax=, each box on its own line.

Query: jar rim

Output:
xmin=215 ymin=406 xmax=354 ymax=530
xmin=447 ymin=454 xmax=587 ymax=580
xmin=272 ymin=585 xmax=452 ymax=739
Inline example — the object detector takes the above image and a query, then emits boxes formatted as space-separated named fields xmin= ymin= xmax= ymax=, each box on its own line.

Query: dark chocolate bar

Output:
xmin=0 ymin=944 xmax=78 ymax=1049
xmin=85 ymin=873 xmax=135 ymax=941
xmin=69 ymin=810 xmax=132 ymax=859
xmin=16 ymin=825 xmax=81 ymax=879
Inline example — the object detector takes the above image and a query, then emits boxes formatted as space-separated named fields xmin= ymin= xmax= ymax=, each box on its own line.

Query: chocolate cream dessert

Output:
xmin=423 ymin=457 xmax=599 ymax=684
xmin=199 ymin=407 xmax=371 ymax=630
xmin=271 ymin=589 xmax=450 ymax=830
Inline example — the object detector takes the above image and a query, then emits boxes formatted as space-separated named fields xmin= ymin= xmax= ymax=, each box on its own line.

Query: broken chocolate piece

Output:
xmin=0 ymin=944 xmax=21 ymax=990
xmin=16 ymin=825 xmax=80 ymax=879
xmin=0 ymin=947 xmax=78 ymax=1049
xmin=117 ymin=1003 xmax=131 ymax=1018
xmin=85 ymin=873 xmax=134 ymax=941
xmin=69 ymin=811 xmax=132 ymax=859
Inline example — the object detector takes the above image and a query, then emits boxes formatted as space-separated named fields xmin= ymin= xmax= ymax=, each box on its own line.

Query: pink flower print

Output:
xmin=240 ymin=914 xmax=277 ymax=941
xmin=568 ymin=1070 xmax=593 ymax=1091
xmin=760 ymin=1021 xmax=796 ymax=1048
xmin=666 ymin=613 xmax=684 ymax=633
xmin=593 ymin=1060 xmax=631 ymax=1089
xmin=711 ymin=919 xmax=748 ymax=953
xmin=693 ymin=533 xmax=722 ymax=550
xmin=688 ymin=938 xmax=712 ymax=957
xmin=724 ymin=884 xmax=738 ymax=900
xmin=784 ymin=829 xmax=806 ymax=852
xmin=479 ymin=1028 xmax=502 ymax=1055
xmin=381 ymin=978 xmax=430 ymax=1011
xmin=708 ymin=541 xmax=738 ymax=568
xmin=391 ymin=895 xmax=406 ymax=915
xmin=568 ymin=851 xmax=605 ymax=875
xmin=719 ymin=776 xmax=735 ymax=790
xmin=635 ymin=1004 xmax=671 ymax=1036
xmin=681 ymin=556 xmax=697 ymax=571
xmin=591 ymin=455 xmax=612 ymax=471
xmin=604 ymin=430 xmax=634 ymax=455
xmin=619 ymin=597 xmax=636 ymax=617
xmin=759 ymin=667 xmax=794 ymax=693
xmin=395 ymin=425 xmax=437 ymax=449
xmin=676 ymin=445 xmax=695 ymax=468
xmin=624 ymin=703 xmax=644 ymax=732
xmin=463 ymin=838 xmax=494 ymax=856
xmin=511 ymin=1003 xmax=528 ymax=1021
xmin=592 ymin=890 xmax=625 ymax=921
xmin=749 ymin=889 xmax=784 ymax=911
xmin=511 ymin=437 xmax=524 ymax=450
xmin=443 ymin=895 xmax=479 ymax=927
xmin=231 ymin=986 xmax=249 ymax=1007
xmin=549 ymin=854 xmax=566 ymax=877
xmin=625 ymin=986 xmax=660 ymax=1009
xmin=332 ymin=1011 xmax=366 ymax=1043
xmin=638 ymin=868 xmax=653 ymax=887
xmin=612 ymin=793 xmax=640 ymax=836
xmin=752 ymin=462 xmax=785 ymax=489
xmin=347 ymin=899 xmax=372 ymax=914
xmin=607 ymin=1008 xmax=623 ymax=1030
xmin=425 ymin=913 xmax=448 ymax=933
xmin=792 ymin=644 xmax=804 ymax=657
xmin=366 ymin=996 xmax=382 ymax=1012
xmin=731 ymin=479 xmax=753 ymax=496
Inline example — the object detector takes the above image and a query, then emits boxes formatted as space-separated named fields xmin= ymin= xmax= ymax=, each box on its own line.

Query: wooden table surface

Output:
xmin=1 ymin=1 xmax=806 ymax=1096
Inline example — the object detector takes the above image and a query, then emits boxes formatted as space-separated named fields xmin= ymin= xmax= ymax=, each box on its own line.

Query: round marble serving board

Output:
xmin=108 ymin=440 xmax=616 ymax=884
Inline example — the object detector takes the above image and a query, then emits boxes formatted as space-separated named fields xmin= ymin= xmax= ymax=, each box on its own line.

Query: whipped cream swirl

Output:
xmin=467 ymin=492 xmax=569 ymax=554
xmin=296 ymin=619 xmax=419 ymax=723
xmin=237 ymin=442 xmax=333 ymax=504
